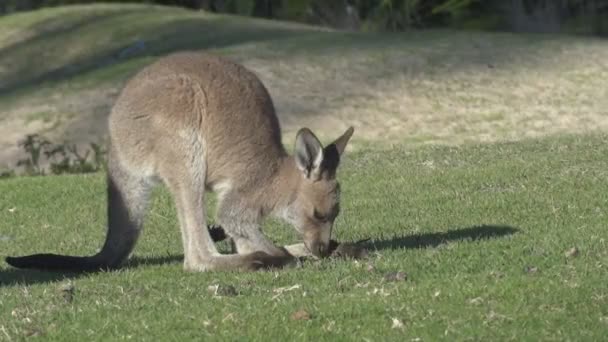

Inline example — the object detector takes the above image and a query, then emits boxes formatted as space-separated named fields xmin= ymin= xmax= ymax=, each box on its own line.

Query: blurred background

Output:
xmin=0 ymin=0 xmax=607 ymax=175
xmin=2 ymin=0 xmax=607 ymax=34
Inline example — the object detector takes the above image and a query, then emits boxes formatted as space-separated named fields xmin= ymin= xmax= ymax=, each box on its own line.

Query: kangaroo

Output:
xmin=5 ymin=52 xmax=354 ymax=272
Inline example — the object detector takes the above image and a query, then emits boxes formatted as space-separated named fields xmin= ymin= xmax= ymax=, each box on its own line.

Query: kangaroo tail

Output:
xmin=5 ymin=152 xmax=150 ymax=272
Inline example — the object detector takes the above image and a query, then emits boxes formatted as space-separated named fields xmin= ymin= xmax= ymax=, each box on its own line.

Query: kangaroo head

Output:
xmin=285 ymin=126 xmax=354 ymax=258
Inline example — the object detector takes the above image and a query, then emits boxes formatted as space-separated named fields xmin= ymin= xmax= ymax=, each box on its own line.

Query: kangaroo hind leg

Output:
xmin=159 ymin=139 xmax=292 ymax=272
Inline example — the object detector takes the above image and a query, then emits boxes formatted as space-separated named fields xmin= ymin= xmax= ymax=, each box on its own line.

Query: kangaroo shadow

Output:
xmin=0 ymin=254 xmax=185 ymax=288
xmin=0 ymin=267 xmax=84 ymax=287
xmin=0 ymin=225 xmax=518 ymax=287
xmin=364 ymin=224 xmax=519 ymax=251
xmin=125 ymin=254 xmax=184 ymax=268
xmin=0 ymin=225 xmax=227 ymax=287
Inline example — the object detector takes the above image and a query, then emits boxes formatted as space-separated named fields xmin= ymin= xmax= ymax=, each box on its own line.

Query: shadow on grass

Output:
xmin=0 ymin=225 xmax=228 ymax=287
xmin=0 ymin=254 xmax=185 ymax=288
xmin=0 ymin=266 xmax=84 ymax=287
xmin=366 ymin=224 xmax=519 ymax=251
xmin=0 ymin=225 xmax=517 ymax=287
xmin=125 ymin=254 xmax=184 ymax=268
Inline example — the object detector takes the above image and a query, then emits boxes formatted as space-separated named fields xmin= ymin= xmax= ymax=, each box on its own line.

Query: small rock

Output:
xmin=207 ymin=284 xmax=238 ymax=297
xmin=469 ymin=297 xmax=483 ymax=305
xmin=291 ymin=309 xmax=311 ymax=321
xmin=391 ymin=318 xmax=404 ymax=329
xmin=383 ymin=271 xmax=407 ymax=282
xmin=366 ymin=264 xmax=375 ymax=272
xmin=565 ymin=247 xmax=579 ymax=258
xmin=524 ymin=266 xmax=539 ymax=274
xmin=58 ymin=282 xmax=75 ymax=303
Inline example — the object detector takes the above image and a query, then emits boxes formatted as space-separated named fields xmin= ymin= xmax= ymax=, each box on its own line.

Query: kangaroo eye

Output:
xmin=313 ymin=209 xmax=329 ymax=222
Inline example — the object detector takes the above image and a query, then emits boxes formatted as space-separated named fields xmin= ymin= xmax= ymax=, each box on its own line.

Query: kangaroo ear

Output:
xmin=321 ymin=126 xmax=355 ymax=175
xmin=294 ymin=128 xmax=323 ymax=178
xmin=331 ymin=126 xmax=354 ymax=156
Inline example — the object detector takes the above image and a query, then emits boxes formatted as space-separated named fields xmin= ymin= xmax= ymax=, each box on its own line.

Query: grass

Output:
xmin=1 ymin=133 xmax=608 ymax=340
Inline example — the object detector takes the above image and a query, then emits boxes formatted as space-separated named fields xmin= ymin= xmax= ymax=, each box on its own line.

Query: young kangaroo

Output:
xmin=6 ymin=52 xmax=354 ymax=272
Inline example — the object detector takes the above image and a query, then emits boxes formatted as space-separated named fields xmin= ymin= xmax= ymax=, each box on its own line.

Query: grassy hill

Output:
xmin=1 ymin=3 xmax=607 ymax=170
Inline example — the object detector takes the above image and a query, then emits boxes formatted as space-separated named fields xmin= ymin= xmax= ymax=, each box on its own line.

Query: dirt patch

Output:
xmin=0 ymin=110 xmax=55 ymax=170
xmin=2 ymin=30 xmax=608 ymax=169
xmin=0 ymin=87 xmax=116 ymax=171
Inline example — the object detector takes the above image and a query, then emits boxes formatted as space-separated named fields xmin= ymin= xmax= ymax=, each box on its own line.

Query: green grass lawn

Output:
xmin=1 ymin=134 xmax=607 ymax=340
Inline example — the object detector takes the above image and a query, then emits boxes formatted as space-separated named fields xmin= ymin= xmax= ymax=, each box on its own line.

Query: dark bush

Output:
xmin=1 ymin=1 xmax=606 ymax=35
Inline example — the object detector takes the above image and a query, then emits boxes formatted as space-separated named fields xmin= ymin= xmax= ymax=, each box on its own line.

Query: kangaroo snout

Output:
xmin=305 ymin=239 xmax=330 ymax=258
xmin=301 ymin=223 xmax=333 ymax=258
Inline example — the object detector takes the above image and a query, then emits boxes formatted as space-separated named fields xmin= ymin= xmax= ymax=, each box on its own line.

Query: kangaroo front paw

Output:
xmin=243 ymin=251 xmax=296 ymax=271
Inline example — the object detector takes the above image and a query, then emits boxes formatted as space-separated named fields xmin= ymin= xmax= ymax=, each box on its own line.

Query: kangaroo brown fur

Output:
xmin=5 ymin=52 xmax=354 ymax=272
